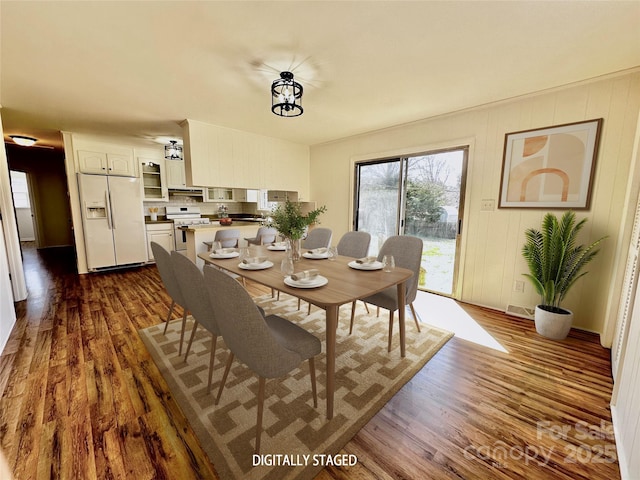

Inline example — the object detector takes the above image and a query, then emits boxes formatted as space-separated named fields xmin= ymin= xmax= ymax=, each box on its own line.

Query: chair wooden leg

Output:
xmin=207 ymin=334 xmax=218 ymax=393
xmin=297 ymin=298 xmax=302 ymax=310
xmin=307 ymin=303 xmax=312 ymax=315
xmin=215 ymin=352 xmax=234 ymax=405
xmin=409 ymin=302 xmax=421 ymax=332
xmin=255 ymin=377 xmax=266 ymax=455
xmin=309 ymin=357 xmax=318 ymax=408
xmin=349 ymin=301 xmax=357 ymax=335
xmin=277 ymin=290 xmax=280 ymax=301
xmin=377 ymin=306 xmax=380 ymax=317
xmin=388 ymin=310 xmax=394 ymax=352
xmin=163 ymin=300 xmax=176 ymax=334
xmin=178 ymin=310 xmax=188 ymax=356
xmin=184 ymin=321 xmax=199 ymax=362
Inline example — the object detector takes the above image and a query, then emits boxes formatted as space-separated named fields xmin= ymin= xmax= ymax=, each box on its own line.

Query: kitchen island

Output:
xmin=180 ymin=222 xmax=269 ymax=269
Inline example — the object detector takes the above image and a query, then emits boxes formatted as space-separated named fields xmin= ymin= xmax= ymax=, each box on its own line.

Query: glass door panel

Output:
xmin=354 ymin=159 xmax=402 ymax=254
xmin=354 ymin=148 xmax=467 ymax=297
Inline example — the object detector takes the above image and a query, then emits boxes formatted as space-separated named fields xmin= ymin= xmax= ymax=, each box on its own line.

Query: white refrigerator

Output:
xmin=77 ymin=173 xmax=147 ymax=271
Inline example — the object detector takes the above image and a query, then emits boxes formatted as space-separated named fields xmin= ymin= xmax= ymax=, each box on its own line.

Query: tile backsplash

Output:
xmin=143 ymin=199 xmax=259 ymax=216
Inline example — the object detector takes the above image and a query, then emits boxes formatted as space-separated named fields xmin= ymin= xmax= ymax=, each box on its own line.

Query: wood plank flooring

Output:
xmin=0 ymin=244 xmax=620 ymax=479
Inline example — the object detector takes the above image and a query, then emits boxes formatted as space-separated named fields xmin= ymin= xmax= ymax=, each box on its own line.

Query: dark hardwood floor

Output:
xmin=0 ymin=244 xmax=620 ymax=479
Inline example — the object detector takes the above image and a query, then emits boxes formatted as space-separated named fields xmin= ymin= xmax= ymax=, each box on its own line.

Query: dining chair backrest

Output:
xmin=202 ymin=265 xmax=302 ymax=378
xmin=170 ymin=251 xmax=220 ymax=336
xmin=254 ymin=227 xmax=278 ymax=245
xmin=377 ymin=235 xmax=423 ymax=304
xmin=214 ymin=228 xmax=240 ymax=248
xmin=302 ymin=227 xmax=332 ymax=250
xmin=337 ymin=231 xmax=371 ymax=258
xmin=151 ymin=242 xmax=185 ymax=306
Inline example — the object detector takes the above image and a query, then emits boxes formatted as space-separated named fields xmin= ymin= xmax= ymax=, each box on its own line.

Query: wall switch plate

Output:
xmin=513 ymin=280 xmax=525 ymax=292
xmin=481 ymin=199 xmax=495 ymax=211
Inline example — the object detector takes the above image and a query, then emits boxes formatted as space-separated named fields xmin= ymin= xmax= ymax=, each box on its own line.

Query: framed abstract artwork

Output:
xmin=498 ymin=119 xmax=603 ymax=209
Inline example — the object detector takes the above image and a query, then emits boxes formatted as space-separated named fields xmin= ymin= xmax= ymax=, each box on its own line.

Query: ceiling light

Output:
xmin=10 ymin=135 xmax=37 ymax=147
xmin=165 ymin=140 xmax=183 ymax=160
xmin=271 ymin=71 xmax=303 ymax=117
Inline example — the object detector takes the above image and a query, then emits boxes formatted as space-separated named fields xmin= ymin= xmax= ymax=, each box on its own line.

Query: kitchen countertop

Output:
xmin=179 ymin=221 xmax=260 ymax=230
xmin=144 ymin=217 xmax=173 ymax=224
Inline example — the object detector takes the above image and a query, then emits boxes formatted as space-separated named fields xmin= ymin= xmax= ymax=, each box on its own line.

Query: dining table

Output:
xmin=198 ymin=246 xmax=414 ymax=420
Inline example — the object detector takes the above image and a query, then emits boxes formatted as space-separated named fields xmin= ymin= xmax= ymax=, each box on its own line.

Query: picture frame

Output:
xmin=498 ymin=118 xmax=603 ymax=209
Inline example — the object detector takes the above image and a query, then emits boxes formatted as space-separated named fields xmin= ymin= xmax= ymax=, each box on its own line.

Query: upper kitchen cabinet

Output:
xmin=140 ymin=157 xmax=168 ymax=201
xmin=165 ymin=159 xmax=187 ymax=188
xmin=78 ymin=150 xmax=138 ymax=177
xmin=232 ymin=188 xmax=258 ymax=202
xmin=182 ymin=119 xmax=310 ymax=197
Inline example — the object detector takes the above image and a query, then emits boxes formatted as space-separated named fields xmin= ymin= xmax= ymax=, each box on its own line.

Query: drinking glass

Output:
xmin=281 ymin=257 xmax=294 ymax=277
xmin=382 ymin=254 xmax=395 ymax=272
xmin=239 ymin=247 xmax=250 ymax=261
xmin=211 ymin=241 xmax=222 ymax=253
xmin=328 ymin=246 xmax=338 ymax=261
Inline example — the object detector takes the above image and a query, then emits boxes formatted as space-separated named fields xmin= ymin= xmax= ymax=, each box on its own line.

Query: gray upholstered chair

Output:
xmin=170 ymin=251 xmax=224 ymax=393
xmin=150 ymin=242 xmax=189 ymax=355
xmin=297 ymin=227 xmax=333 ymax=310
xmin=350 ymin=235 xmax=423 ymax=352
xmin=245 ymin=227 xmax=278 ymax=246
xmin=214 ymin=228 xmax=240 ymax=248
xmin=202 ymin=265 xmax=321 ymax=454
xmin=338 ymin=231 xmax=372 ymax=317
xmin=302 ymin=227 xmax=332 ymax=250
xmin=337 ymin=231 xmax=371 ymax=258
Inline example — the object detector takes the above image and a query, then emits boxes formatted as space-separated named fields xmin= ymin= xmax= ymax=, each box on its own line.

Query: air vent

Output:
xmin=505 ymin=304 xmax=535 ymax=319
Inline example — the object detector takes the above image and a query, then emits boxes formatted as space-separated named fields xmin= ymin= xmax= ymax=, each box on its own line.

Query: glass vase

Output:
xmin=287 ymin=237 xmax=302 ymax=262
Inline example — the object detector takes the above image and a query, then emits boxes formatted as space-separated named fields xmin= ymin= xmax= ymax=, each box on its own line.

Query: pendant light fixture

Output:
xmin=9 ymin=135 xmax=38 ymax=147
xmin=271 ymin=71 xmax=303 ymax=117
xmin=164 ymin=140 xmax=183 ymax=160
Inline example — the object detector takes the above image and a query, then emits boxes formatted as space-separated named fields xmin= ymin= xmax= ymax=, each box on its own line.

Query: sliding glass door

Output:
xmin=354 ymin=147 xmax=467 ymax=296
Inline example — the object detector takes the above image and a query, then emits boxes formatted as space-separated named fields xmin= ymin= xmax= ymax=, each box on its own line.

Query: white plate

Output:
xmin=303 ymin=252 xmax=329 ymax=259
xmin=284 ymin=275 xmax=328 ymax=288
xmin=209 ymin=251 xmax=239 ymax=259
xmin=348 ymin=260 xmax=383 ymax=270
xmin=238 ymin=260 xmax=274 ymax=270
xmin=267 ymin=245 xmax=287 ymax=251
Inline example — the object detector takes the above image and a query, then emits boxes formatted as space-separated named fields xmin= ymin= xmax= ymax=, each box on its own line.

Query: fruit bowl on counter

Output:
xmin=219 ymin=217 xmax=233 ymax=226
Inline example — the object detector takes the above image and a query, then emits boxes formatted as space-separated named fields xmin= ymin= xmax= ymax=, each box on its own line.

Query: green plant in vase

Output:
xmin=268 ymin=200 xmax=327 ymax=261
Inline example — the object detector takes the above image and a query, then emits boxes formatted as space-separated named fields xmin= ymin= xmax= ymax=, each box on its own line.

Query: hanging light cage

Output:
xmin=165 ymin=140 xmax=183 ymax=160
xmin=271 ymin=71 xmax=303 ymax=117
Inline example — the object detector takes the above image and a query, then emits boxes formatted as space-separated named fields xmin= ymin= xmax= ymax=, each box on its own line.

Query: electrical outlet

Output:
xmin=513 ymin=280 xmax=525 ymax=292
xmin=481 ymin=199 xmax=495 ymax=211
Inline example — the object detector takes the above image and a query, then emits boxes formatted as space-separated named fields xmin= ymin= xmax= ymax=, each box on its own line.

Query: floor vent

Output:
xmin=505 ymin=304 xmax=535 ymax=319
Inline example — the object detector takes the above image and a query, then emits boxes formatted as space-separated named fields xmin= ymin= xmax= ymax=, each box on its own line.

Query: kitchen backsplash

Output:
xmin=143 ymin=199 xmax=260 ymax=216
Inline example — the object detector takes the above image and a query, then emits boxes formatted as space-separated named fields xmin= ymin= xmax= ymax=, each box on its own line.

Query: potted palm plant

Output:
xmin=522 ymin=211 xmax=606 ymax=340
xmin=268 ymin=200 xmax=326 ymax=261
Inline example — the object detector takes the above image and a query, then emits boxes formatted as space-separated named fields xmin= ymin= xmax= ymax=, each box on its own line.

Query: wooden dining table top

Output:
xmin=198 ymin=247 xmax=413 ymax=308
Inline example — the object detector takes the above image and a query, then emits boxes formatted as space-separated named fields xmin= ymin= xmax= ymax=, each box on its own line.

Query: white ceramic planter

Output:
xmin=534 ymin=305 xmax=573 ymax=340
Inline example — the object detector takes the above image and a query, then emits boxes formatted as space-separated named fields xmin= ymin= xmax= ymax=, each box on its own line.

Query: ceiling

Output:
xmin=1 ymin=1 xmax=639 ymax=151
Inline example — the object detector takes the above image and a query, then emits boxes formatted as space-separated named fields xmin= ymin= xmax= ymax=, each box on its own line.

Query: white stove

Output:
xmin=166 ymin=206 xmax=210 ymax=250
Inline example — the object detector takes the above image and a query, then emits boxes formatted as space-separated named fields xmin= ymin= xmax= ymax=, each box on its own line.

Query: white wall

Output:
xmin=0 ymin=218 xmax=16 ymax=353
xmin=310 ymin=71 xmax=640 ymax=337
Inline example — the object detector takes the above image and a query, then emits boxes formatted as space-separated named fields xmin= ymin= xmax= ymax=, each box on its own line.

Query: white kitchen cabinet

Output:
xmin=267 ymin=190 xmax=298 ymax=202
xmin=165 ymin=159 xmax=187 ymax=188
xmin=183 ymin=119 xmax=309 ymax=195
xmin=146 ymin=223 xmax=174 ymax=261
xmin=204 ymin=187 xmax=234 ymax=202
xmin=140 ymin=157 xmax=168 ymax=201
xmin=78 ymin=150 xmax=138 ymax=177
xmin=232 ymin=188 xmax=258 ymax=202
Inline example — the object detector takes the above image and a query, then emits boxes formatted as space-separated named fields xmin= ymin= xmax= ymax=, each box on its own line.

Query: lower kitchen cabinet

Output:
xmin=146 ymin=223 xmax=174 ymax=261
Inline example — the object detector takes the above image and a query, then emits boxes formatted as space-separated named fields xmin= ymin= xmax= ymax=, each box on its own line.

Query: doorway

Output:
xmin=354 ymin=147 xmax=468 ymax=296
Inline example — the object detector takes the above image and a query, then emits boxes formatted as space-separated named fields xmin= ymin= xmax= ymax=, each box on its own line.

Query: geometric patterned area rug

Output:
xmin=138 ymin=293 xmax=453 ymax=480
